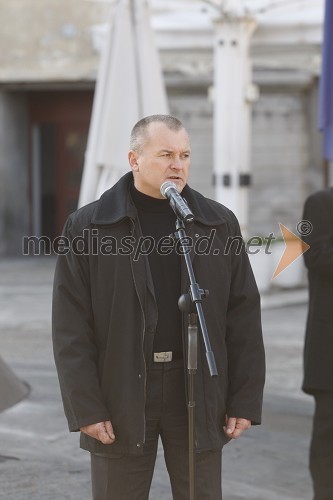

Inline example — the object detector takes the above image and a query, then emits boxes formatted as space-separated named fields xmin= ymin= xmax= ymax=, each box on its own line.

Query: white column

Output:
xmin=212 ymin=6 xmax=257 ymax=235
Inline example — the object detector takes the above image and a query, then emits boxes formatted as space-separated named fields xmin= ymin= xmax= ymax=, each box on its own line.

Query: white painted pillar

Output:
xmin=212 ymin=4 xmax=257 ymax=235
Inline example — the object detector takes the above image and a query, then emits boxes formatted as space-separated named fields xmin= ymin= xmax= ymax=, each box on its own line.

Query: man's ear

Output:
xmin=128 ymin=151 xmax=139 ymax=172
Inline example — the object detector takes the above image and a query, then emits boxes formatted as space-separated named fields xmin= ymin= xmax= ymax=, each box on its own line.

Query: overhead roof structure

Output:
xmin=150 ymin=0 xmax=324 ymax=69
xmin=0 ymin=0 xmax=324 ymax=85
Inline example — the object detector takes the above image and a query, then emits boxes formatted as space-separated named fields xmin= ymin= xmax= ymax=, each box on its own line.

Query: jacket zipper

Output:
xmin=129 ymin=218 xmax=147 ymax=446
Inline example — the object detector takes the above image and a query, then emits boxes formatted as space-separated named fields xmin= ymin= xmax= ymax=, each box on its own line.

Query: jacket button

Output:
xmin=136 ymin=443 xmax=141 ymax=448
xmin=138 ymin=374 xmax=142 ymax=379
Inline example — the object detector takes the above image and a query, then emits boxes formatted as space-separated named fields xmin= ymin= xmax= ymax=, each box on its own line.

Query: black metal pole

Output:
xmin=175 ymin=219 xmax=218 ymax=377
xmin=176 ymin=216 xmax=218 ymax=500
xmin=188 ymin=312 xmax=198 ymax=500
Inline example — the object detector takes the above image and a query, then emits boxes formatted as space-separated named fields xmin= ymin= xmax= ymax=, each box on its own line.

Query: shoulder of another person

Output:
xmin=307 ymin=187 xmax=333 ymax=206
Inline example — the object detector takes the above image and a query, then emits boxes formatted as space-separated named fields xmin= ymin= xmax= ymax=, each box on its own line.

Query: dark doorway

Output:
xmin=29 ymin=90 xmax=93 ymax=240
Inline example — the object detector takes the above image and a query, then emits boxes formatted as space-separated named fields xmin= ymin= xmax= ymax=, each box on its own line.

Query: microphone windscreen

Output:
xmin=160 ymin=181 xmax=178 ymax=198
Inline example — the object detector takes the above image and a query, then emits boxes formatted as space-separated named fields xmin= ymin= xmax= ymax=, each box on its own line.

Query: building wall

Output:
xmin=0 ymin=91 xmax=29 ymax=255
xmin=169 ymin=89 xmax=214 ymax=200
xmin=0 ymin=0 xmax=109 ymax=84
xmin=250 ymin=89 xmax=311 ymax=236
xmin=0 ymin=1 xmax=324 ymax=255
xmin=0 ymin=82 xmax=319 ymax=255
xmin=169 ymin=83 xmax=318 ymax=239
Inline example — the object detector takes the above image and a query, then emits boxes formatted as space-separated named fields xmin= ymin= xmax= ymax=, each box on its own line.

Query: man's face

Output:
xmin=128 ymin=122 xmax=191 ymax=199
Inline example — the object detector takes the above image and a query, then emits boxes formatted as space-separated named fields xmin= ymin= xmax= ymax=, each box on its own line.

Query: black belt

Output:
xmin=152 ymin=351 xmax=183 ymax=362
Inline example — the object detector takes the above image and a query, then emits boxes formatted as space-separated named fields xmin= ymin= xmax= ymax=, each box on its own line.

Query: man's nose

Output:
xmin=171 ymin=156 xmax=183 ymax=169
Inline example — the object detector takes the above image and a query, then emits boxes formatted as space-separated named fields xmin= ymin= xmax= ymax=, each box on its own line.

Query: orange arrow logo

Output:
xmin=272 ymin=224 xmax=310 ymax=279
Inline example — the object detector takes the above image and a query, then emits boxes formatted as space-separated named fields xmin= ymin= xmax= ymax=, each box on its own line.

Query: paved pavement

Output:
xmin=0 ymin=256 xmax=314 ymax=499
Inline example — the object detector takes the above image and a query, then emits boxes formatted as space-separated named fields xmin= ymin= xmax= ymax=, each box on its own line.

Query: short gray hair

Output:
xmin=130 ymin=114 xmax=185 ymax=153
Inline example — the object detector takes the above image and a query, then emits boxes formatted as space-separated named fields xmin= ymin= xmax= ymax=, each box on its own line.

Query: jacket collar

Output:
xmin=92 ymin=171 xmax=227 ymax=227
xmin=91 ymin=172 xmax=137 ymax=225
xmin=181 ymin=184 xmax=227 ymax=226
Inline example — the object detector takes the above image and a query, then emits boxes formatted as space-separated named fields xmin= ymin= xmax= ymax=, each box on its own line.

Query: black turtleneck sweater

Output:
xmin=130 ymin=183 xmax=183 ymax=354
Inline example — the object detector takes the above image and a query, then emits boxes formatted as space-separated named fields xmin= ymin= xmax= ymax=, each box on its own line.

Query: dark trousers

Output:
xmin=91 ymin=360 xmax=222 ymax=499
xmin=310 ymin=391 xmax=333 ymax=500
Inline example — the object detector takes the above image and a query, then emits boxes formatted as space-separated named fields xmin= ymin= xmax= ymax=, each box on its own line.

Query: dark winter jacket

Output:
xmin=52 ymin=172 xmax=265 ymax=456
xmin=302 ymin=187 xmax=333 ymax=394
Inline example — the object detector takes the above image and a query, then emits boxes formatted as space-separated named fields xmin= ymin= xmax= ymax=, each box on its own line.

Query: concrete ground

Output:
xmin=0 ymin=256 xmax=314 ymax=500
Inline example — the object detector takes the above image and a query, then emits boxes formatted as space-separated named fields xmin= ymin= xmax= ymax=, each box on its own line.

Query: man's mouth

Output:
xmin=167 ymin=176 xmax=181 ymax=181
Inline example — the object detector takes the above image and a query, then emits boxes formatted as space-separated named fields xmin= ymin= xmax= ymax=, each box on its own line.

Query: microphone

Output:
xmin=160 ymin=181 xmax=194 ymax=223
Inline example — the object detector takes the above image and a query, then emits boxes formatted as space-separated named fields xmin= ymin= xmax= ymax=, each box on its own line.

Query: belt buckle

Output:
xmin=154 ymin=351 xmax=172 ymax=362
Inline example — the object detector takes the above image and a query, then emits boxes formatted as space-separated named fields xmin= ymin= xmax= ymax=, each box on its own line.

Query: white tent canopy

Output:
xmin=79 ymin=0 xmax=168 ymax=207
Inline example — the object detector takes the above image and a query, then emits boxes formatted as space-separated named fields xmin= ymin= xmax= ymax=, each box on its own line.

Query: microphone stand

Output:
xmin=175 ymin=218 xmax=218 ymax=500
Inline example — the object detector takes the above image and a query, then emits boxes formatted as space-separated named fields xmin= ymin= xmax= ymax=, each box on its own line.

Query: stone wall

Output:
xmin=0 ymin=0 xmax=109 ymax=83
xmin=250 ymin=90 xmax=310 ymax=236
xmin=169 ymin=90 xmax=214 ymax=200
xmin=169 ymin=83 xmax=320 ymax=238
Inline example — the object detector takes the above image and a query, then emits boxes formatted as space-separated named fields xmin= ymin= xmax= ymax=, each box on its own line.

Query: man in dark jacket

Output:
xmin=52 ymin=114 xmax=265 ymax=499
xmin=302 ymin=187 xmax=333 ymax=500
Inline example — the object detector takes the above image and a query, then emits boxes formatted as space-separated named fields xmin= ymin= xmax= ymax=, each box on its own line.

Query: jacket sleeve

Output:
xmin=225 ymin=218 xmax=265 ymax=425
xmin=52 ymin=215 xmax=110 ymax=431
xmin=302 ymin=193 xmax=333 ymax=278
